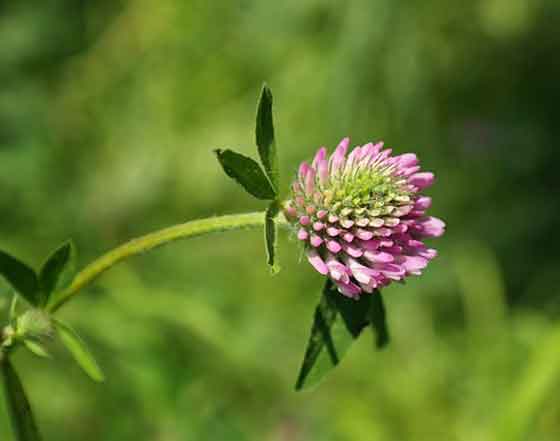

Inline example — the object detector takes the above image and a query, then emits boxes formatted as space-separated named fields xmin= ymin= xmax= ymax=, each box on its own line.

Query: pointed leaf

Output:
xmin=1 ymin=357 xmax=42 ymax=441
xmin=255 ymin=84 xmax=279 ymax=192
xmin=9 ymin=295 xmax=19 ymax=321
xmin=264 ymin=201 xmax=280 ymax=273
xmin=0 ymin=250 xmax=39 ymax=306
xmin=370 ymin=290 xmax=390 ymax=348
xmin=54 ymin=320 xmax=105 ymax=382
xmin=295 ymin=280 xmax=371 ymax=391
xmin=38 ymin=240 xmax=75 ymax=306
xmin=214 ymin=149 xmax=276 ymax=200
xmin=23 ymin=340 xmax=50 ymax=359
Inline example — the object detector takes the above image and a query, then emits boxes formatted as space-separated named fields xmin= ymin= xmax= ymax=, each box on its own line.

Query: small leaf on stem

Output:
xmin=0 ymin=250 xmax=39 ymax=306
xmin=215 ymin=149 xmax=276 ymax=200
xmin=38 ymin=240 xmax=75 ymax=306
xmin=23 ymin=340 xmax=50 ymax=359
xmin=264 ymin=201 xmax=280 ymax=273
xmin=295 ymin=280 xmax=372 ymax=391
xmin=54 ymin=320 xmax=105 ymax=382
xmin=1 ymin=357 xmax=43 ymax=441
xmin=255 ymin=84 xmax=279 ymax=192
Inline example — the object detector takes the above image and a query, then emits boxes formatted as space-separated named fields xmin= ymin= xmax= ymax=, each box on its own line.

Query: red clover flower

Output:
xmin=284 ymin=138 xmax=445 ymax=298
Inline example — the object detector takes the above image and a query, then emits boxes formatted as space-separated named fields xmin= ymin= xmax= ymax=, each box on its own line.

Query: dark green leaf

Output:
xmin=0 ymin=250 xmax=39 ymax=306
xmin=214 ymin=149 xmax=276 ymax=200
xmin=255 ymin=84 xmax=279 ymax=192
xmin=295 ymin=280 xmax=371 ymax=391
xmin=1 ymin=357 xmax=42 ymax=441
xmin=264 ymin=201 xmax=280 ymax=273
xmin=38 ymin=240 xmax=75 ymax=306
xmin=54 ymin=320 xmax=105 ymax=382
xmin=370 ymin=290 xmax=390 ymax=348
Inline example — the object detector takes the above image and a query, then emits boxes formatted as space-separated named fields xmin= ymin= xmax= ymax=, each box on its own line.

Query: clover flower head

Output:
xmin=283 ymin=137 xmax=445 ymax=298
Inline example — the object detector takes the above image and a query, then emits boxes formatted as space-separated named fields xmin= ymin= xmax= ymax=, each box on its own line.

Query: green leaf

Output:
xmin=1 ymin=357 xmax=42 ymax=441
xmin=214 ymin=149 xmax=276 ymax=200
xmin=264 ymin=201 xmax=280 ymax=273
xmin=370 ymin=290 xmax=390 ymax=348
xmin=255 ymin=84 xmax=279 ymax=193
xmin=38 ymin=240 xmax=75 ymax=306
xmin=23 ymin=340 xmax=50 ymax=359
xmin=295 ymin=280 xmax=372 ymax=391
xmin=0 ymin=250 xmax=39 ymax=306
xmin=54 ymin=320 xmax=105 ymax=382
xmin=9 ymin=295 xmax=19 ymax=321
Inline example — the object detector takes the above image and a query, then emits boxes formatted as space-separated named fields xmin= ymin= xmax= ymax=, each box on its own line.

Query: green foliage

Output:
xmin=496 ymin=322 xmax=560 ymax=441
xmin=370 ymin=292 xmax=389 ymax=348
xmin=255 ymin=84 xmax=278 ymax=193
xmin=0 ymin=251 xmax=39 ymax=307
xmin=214 ymin=149 xmax=276 ymax=200
xmin=38 ymin=241 xmax=75 ymax=307
xmin=296 ymin=280 xmax=373 ymax=390
xmin=0 ymin=0 xmax=559 ymax=440
xmin=22 ymin=341 xmax=50 ymax=359
xmin=264 ymin=201 xmax=279 ymax=273
xmin=53 ymin=320 xmax=105 ymax=383
xmin=1 ymin=358 xmax=42 ymax=441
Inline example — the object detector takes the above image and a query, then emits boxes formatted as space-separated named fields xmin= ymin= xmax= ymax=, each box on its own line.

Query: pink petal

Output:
xmin=414 ymin=196 xmax=432 ymax=210
xmin=409 ymin=172 xmax=434 ymax=189
xmin=305 ymin=168 xmax=316 ymax=195
xmin=317 ymin=159 xmax=329 ymax=186
xmin=418 ymin=248 xmax=437 ymax=260
xmin=312 ymin=147 xmax=327 ymax=169
xmin=344 ymin=146 xmax=361 ymax=174
xmin=327 ymin=227 xmax=340 ymax=237
xmin=358 ymin=239 xmax=380 ymax=250
xmin=342 ymin=232 xmax=354 ymax=242
xmin=327 ymin=240 xmax=342 ymax=253
xmin=326 ymin=254 xmax=350 ymax=283
xmin=396 ymin=153 xmax=418 ymax=167
xmin=365 ymin=142 xmax=384 ymax=166
xmin=343 ymin=243 xmax=363 ymax=258
xmin=306 ymin=250 xmax=328 ymax=275
xmin=297 ymin=228 xmax=309 ymax=241
xmin=299 ymin=215 xmax=311 ymax=226
xmin=313 ymin=222 xmax=325 ymax=231
xmin=347 ymin=258 xmax=376 ymax=284
xmin=373 ymin=228 xmax=392 ymax=237
xmin=399 ymin=165 xmax=421 ymax=177
xmin=355 ymin=228 xmax=374 ymax=240
xmin=335 ymin=280 xmax=361 ymax=299
xmin=310 ymin=234 xmax=324 ymax=247
xmin=329 ymin=137 xmax=349 ymax=175
xmin=284 ymin=205 xmax=297 ymax=218
xmin=298 ymin=162 xmax=310 ymax=183
xmin=418 ymin=216 xmax=445 ymax=237
xmin=364 ymin=250 xmax=395 ymax=263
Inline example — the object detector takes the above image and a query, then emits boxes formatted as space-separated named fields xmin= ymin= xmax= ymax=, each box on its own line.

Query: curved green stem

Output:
xmin=47 ymin=212 xmax=270 ymax=313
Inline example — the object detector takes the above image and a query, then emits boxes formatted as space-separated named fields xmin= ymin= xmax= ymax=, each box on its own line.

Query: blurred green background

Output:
xmin=1 ymin=0 xmax=560 ymax=440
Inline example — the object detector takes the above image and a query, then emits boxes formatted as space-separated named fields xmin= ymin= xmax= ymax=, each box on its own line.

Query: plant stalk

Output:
xmin=47 ymin=211 xmax=278 ymax=313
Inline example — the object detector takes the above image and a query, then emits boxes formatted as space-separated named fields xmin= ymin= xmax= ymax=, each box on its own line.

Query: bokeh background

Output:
xmin=1 ymin=1 xmax=560 ymax=440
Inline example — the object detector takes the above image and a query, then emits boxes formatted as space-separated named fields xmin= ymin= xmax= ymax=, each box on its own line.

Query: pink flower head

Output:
xmin=284 ymin=137 xmax=445 ymax=298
